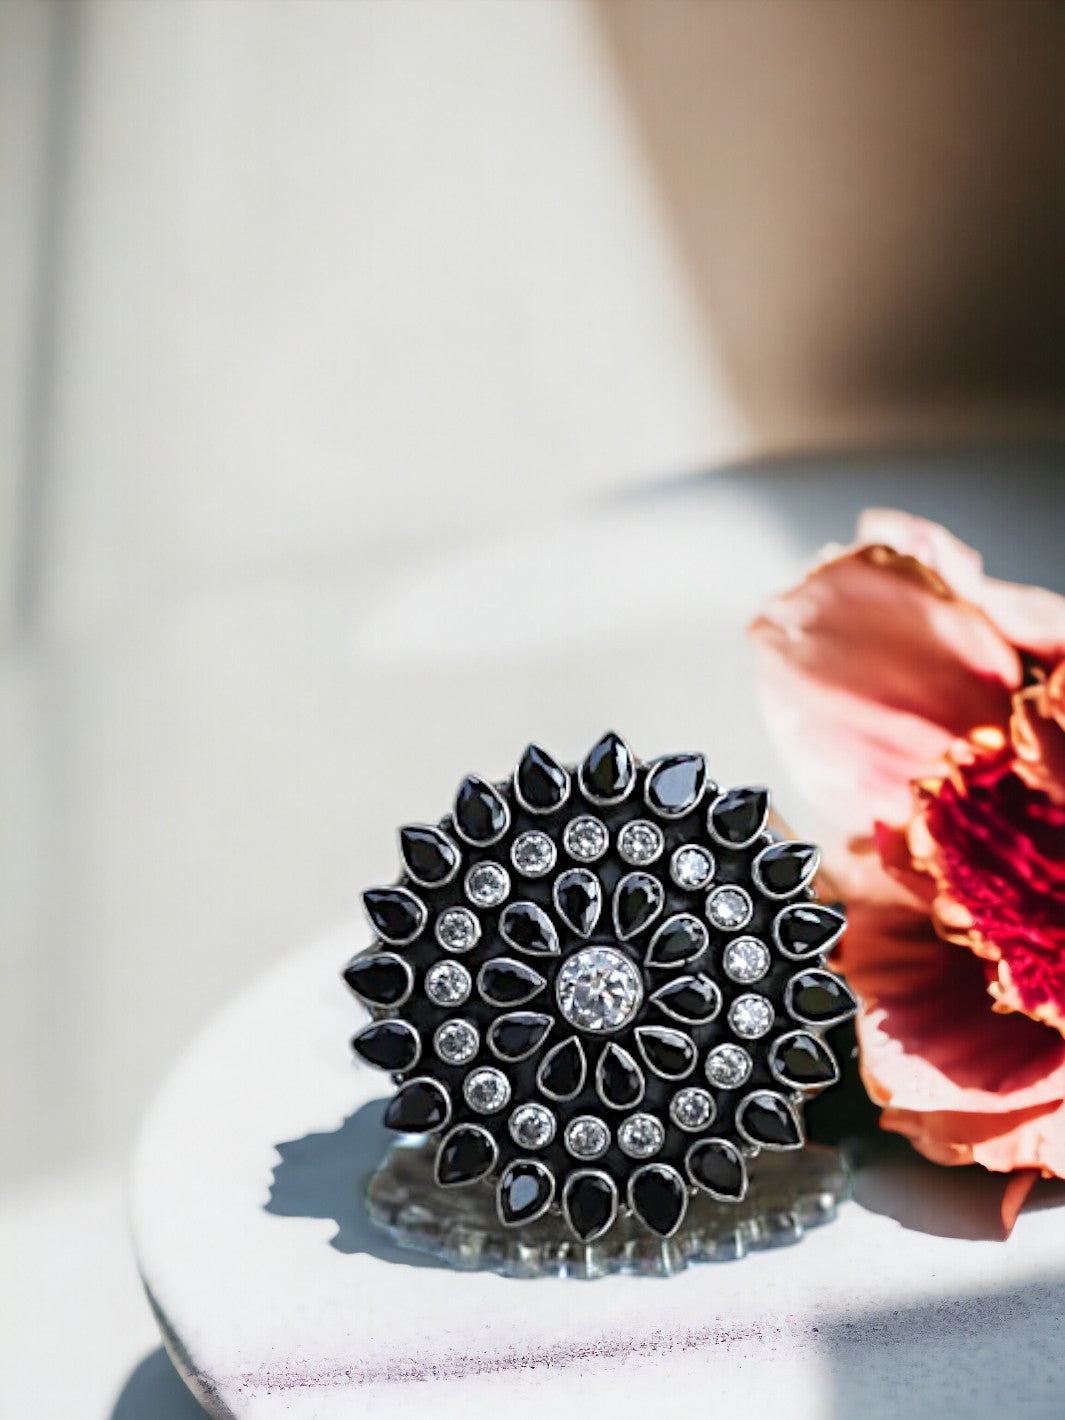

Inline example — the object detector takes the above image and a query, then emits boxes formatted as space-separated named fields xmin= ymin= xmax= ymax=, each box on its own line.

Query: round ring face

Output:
xmin=345 ymin=733 xmax=854 ymax=1239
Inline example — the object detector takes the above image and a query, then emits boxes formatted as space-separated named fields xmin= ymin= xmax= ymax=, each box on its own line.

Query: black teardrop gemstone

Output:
xmin=362 ymin=886 xmax=425 ymax=944
xmin=753 ymin=841 xmax=820 ymax=897
xmin=580 ymin=731 xmax=635 ymax=803
xmin=453 ymin=775 xmax=510 ymax=844
xmin=770 ymin=1031 xmax=839 ymax=1087
xmin=710 ymin=786 xmax=770 ymax=846
xmin=478 ymin=958 xmax=547 ymax=1006
xmin=686 ymin=1139 xmax=747 ymax=1200
xmin=554 ymin=868 xmax=601 ymax=938
xmin=398 ymin=824 xmax=460 ymax=885
xmin=635 ymin=1026 xmax=697 ymax=1079
xmin=645 ymin=753 xmax=707 ymax=818
xmin=488 ymin=1012 xmax=553 ymax=1061
xmin=649 ymin=974 xmax=720 ymax=1024
xmin=352 ymin=1020 xmax=420 ymax=1071
xmin=516 ymin=743 xmax=570 ymax=813
xmin=596 ymin=1043 xmax=644 ymax=1109
xmin=775 ymin=903 xmax=847 ymax=959
xmin=500 ymin=901 xmax=559 ymax=956
xmin=435 ymin=1124 xmax=497 ymax=1186
xmin=737 ymin=1090 xmax=803 ymax=1148
xmin=384 ymin=1078 xmax=450 ymax=1133
xmin=537 ymin=1036 xmax=587 ymax=1099
xmin=613 ymin=872 xmax=664 ymax=940
xmin=563 ymin=1171 xmax=618 ymax=1242
xmin=628 ymin=1164 xmax=687 ymax=1237
xmin=645 ymin=914 xmax=708 ymax=968
xmin=343 ymin=953 xmax=411 ymax=1006
xmin=787 ymin=969 xmax=858 ymax=1024
xmin=498 ymin=1159 xmax=555 ymax=1226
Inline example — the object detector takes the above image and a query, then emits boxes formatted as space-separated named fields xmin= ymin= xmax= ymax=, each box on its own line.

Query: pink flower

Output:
xmin=750 ymin=510 xmax=1065 ymax=1229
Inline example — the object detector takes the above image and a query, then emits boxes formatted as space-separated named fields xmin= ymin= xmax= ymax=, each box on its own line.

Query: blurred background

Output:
xmin=3 ymin=0 xmax=1064 ymax=1415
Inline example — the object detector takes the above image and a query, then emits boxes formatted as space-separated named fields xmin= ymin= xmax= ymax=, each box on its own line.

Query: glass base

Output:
xmin=366 ymin=1138 xmax=850 ymax=1279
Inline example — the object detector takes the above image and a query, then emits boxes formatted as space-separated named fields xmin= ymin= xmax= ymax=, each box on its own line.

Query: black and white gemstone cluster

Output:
xmin=344 ymin=734 xmax=855 ymax=1242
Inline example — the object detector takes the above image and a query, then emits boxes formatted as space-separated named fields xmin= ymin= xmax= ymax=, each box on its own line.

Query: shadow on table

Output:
xmin=820 ymin=1273 xmax=1065 ymax=1420
xmin=265 ymin=1096 xmax=445 ymax=1267
xmin=110 ymin=1347 xmax=210 ymax=1419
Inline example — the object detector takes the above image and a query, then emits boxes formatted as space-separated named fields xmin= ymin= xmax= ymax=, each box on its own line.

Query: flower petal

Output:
xmin=858 ymin=508 xmax=1065 ymax=660
xmin=844 ymin=898 xmax=1065 ymax=1116
xmin=751 ymin=544 xmax=1020 ymax=834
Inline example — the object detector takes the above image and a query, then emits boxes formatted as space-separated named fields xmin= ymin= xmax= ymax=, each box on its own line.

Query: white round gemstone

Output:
xmin=465 ymin=861 xmax=510 ymax=907
xmin=671 ymin=844 xmax=715 ymax=890
xmin=556 ymin=946 xmax=643 ymax=1032
xmin=435 ymin=907 xmax=480 ymax=952
xmin=511 ymin=830 xmax=556 ymax=878
xmin=463 ymin=1067 xmax=510 ymax=1114
xmin=707 ymin=885 xmax=753 ymax=931
xmin=618 ymin=819 xmax=664 ymax=866
xmin=424 ymin=959 xmax=472 ymax=1006
xmin=563 ymin=815 xmax=609 ymax=862
xmin=728 ymin=993 xmax=774 ymax=1039
xmin=509 ymin=1103 xmax=556 ymax=1150
xmin=723 ymin=936 xmax=770 ymax=983
xmin=706 ymin=1043 xmax=753 ymax=1088
xmin=618 ymin=1113 xmax=665 ymax=1159
xmin=564 ymin=1115 xmax=610 ymax=1160
xmin=433 ymin=1019 xmax=479 ymax=1065
xmin=670 ymin=1087 xmax=716 ymax=1131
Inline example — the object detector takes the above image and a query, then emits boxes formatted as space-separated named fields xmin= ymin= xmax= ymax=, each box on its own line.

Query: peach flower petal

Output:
xmin=751 ymin=543 xmax=1020 ymax=834
xmin=857 ymin=508 xmax=1065 ymax=660
xmin=882 ymin=1100 xmax=1065 ymax=1180
xmin=844 ymin=901 xmax=1065 ymax=1115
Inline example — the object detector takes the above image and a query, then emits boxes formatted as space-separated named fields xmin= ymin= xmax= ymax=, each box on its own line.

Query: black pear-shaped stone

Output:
xmin=435 ymin=1124 xmax=496 ymax=1186
xmin=500 ymin=901 xmax=559 ymax=956
xmin=788 ymin=969 xmax=858 ymax=1024
xmin=384 ymin=1078 xmax=450 ymax=1133
xmin=478 ymin=958 xmax=547 ymax=1006
xmin=635 ymin=1026 xmax=697 ymax=1079
xmin=488 ymin=1012 xmax=553 ymax=1061
xmin=554 ymin=868 xmax=601 ymax=938
xmin=352 ymin=1020 xmax=420 ymax=1071
xmin=650 ymin=974 xmax=720 ymax=1023
xmin=537 ymin=1036 xmax=587 ymax=1099
xmin=710 ymin=786 xmax=769 ymax=846
xmin=516 ymin=743 xmax=569 ymax=813
xmin=646 ymin=753 xmax=707 ymax=817
xmin=362 ymin=887 xmax=425 ymax=943
xmin=613 ymin=873 xmax=664 ymax=940
xmin=645 ymin=914 xmax=707 ymax=968
xmin=343 ymin=953 xmax=410 ymax=1006
xmin=399 ymin=824 xmax=459 ymax=885
xmin=775 ymin=903 xmax=846 ymax=958
xmin=498 ymin=1159 xmax=555 ymax=1226
xmin=581 ymin=731 xmax=635 ymax=802
xmin=738 ymin=1091 xmax=803 ymax=1148
xmin=754 ymin=841 xmax=820 ymax=897
xmin=597 ymin=1043 xmax=644 ymax=1109
xmin=686 ymin=1139 xmax=747 ymax=1200
xmin=771 ymin=1031 xmax=839 ymax=1087
xmin=564 ymin=1172 xmax=618 ymax=1242
xmin=629 ymin=1164 xmax=687 ymax=1237
xmin=454 ymin=775 xmax=509 ymax=844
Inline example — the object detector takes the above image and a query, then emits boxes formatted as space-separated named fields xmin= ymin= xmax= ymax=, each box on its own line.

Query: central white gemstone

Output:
xmin=556 ymin=945 xmax=643 ymax=1033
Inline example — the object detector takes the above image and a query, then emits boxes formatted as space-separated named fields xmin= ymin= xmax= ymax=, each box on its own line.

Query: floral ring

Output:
xmin=344 ymin=733 xmax=856 ymax=1241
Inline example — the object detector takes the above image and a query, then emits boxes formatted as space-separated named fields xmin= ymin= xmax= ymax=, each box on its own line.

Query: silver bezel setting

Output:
xmin=722 ymin=936 xmax=771 ymax=984
xmin=769 ymin=1029 xmax=842 ymax=1090
xmin=464 ymin=860 xmax=511 ymax=908
xmin=475 ymin=957 xmax=546 ymax=1008
xmin=497 ymin=1158 xmax=556 ymax=1227
xmin=736 ymin=1090 xmax=805 ymax=1151
xmin=784 ymin=969 xmax=857 ymax=1026
xmin=555 ymin=945 xmax=644 ymax=1034
xmin=563 ymin=1114 xmax=611 ymax=1160
xmin=424 ymin=959 xmax=473 ymax=1007
xmin=510 ymin=830 xmax=558 ymax=879
xmin=728 ymin=993 xmax=775 ymax=1040
xmin=434 ymin=906 xmax=481 ymax=953
xmin=705 ymin=1042 xmax=753 ymax=1089
xmin=684 ymin=1136 xmax=749 ymax=1200
xmin=595 ymin=1041 xmax=646 ymax=1110
xmin=508 ymin=1103 xmax=557 ymax=1150
xmin=648 ymin=973 xmax=722 ymax=1025
xmin=706 ymin=787 xmax=770 ymax=849
xmin=617 ymin=1112 xmax=665 ymax=1159
xmin=452 ymin=776 xmax=512 ymax=847
xmin=463 ymin=1066 xmax=512 ymax=1115
xmin=561 ymin=1168 xmax=619 ymax=1241
xmin=625 ymin=1163 xmax=688 ymax=1239
xmin=432 ymin=1018 xmax=480 ymax=1066
xmin=643 ymin=753 xmax=708 ymax=818
xmin=487 ymin=1011 xmax=553 ymax=1062
xmin=391 ymin=1075 xmax=452 ymax=1135
xmin=617 ymin=819 xmax=665 ymax=867
xmin=562 ymin=814 xmax=609 ymax=863
xmin=669 ymin=843 xmax=716 ymax=890
xmin=751 ymin=841 xmax=821 ymax=899
xmin=705 ymin=884 xmax=754 ymax=933
xmin=669 ymin=1087 xmax=716 ymax=1132
xmin=578 ymin=735 xmax=637 ymax=805
xmin=398 ymin=824 xmax=461 ymax=887
xmin=612 ymin=871 xmax=665 ymax=941
xmin=345 ymin=951 xmax=414 ymax=1009
xmin=434 ymin=1123 xmax=498 ymax=1187
xmin=772 ymin=903 xmax=846 ymax=960
xmin=536 ymin=1036 xmax=588 ymax=1101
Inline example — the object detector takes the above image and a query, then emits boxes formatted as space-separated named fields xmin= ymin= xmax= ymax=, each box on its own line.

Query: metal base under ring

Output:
xmin=366 ymin=1135 xmax=850 ymax=1279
